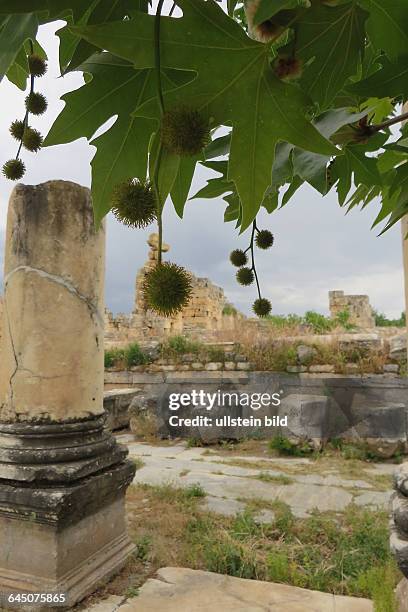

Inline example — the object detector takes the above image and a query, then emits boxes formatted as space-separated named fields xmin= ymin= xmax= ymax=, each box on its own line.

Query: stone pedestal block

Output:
xmin=0 ymin=182 xmax=135 ymax=608
xmin=391 ymin=463 xmax=408 ymax=585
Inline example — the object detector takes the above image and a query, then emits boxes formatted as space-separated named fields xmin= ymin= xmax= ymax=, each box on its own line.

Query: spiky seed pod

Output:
xmin=326 ymin=159 xmax=335 ymax=189
xmin=161 ymin=107 xmax=210 ymax=156
xmin=111 ymin=179 xmax=157 ymax=228
xmin=22 ymin=127 xmax=43 ymax=152
xmin=143 ymin=262 xmax=193 ymax=316
xmin=236 ymin=267 xmax=254 ymax=286
xmin=2 ymin=159 xmax=25 ymax=181
xmin=255 ymin=229 xmax=274 ymax=250
xmin=25 ymin=92 xmax=48 ymax=115
xmin=274 ymin=56 xmax=303 ymax=81
xmin=245 ymin=0 xmax=286 ymax=42
xmin=230 ymin=249 xmax=248 ymax=267
xmin=256 ymin=21 xmax=285 ymax=43
xmin=253 ymin=298 xmax=272 ymax=317
xmin=28 ymin=54 xmax=47 ymax=77
xmin=9 ymin=120 xmax=26 ymax=141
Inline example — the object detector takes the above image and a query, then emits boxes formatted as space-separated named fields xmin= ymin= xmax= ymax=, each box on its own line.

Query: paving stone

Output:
xmin=353 ymin=490 xmax=391 ymax=508
xmin=115 ymin=567 xmax=373 ymax=611
xmin=201 ymin=496 xmax=246 ymax=516
xmin=85 ymin=595 xmax=124 ymax=612
xmin=366 ymin=463 xmax=398 ymax=475
xmin=126 ymin=441 xmax=391 ymax=517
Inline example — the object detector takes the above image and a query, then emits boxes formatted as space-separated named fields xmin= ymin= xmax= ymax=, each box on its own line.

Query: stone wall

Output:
xmin=329 ymin=290 xmax=375 ymax=328
xmin=104 ymin=370 xmax=408 ymax=456
xmin=104 ymin=233 xmax=242 ymax=347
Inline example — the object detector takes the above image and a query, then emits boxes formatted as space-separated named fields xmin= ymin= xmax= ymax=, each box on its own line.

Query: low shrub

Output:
xmin=303 ymin=310 xmax=335 ymax=333
xmin=269 ymin=436 xmax=315 ymax=457
xmin=124 ymin=342 xmax=148 ymax=367
xmin=161 ymin=335 xmax=203 ymax=358
xmin=104 ymin=342 xmax=148 ymax=368
xmin=265 ymin=309 xmax=355 ymax=334
xmin=184 ymin=483 xmax=206 ymax=499
xmin=104 ymin=347 xmax=125 ymax=368
xmin=239 ymin=337 xmax=388 ymax=374
xmin=374 ymin=310 xmax=406 ymax=328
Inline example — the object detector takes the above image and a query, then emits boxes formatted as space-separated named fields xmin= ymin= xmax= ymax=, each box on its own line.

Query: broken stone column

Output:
xmin=0 ymin=181 xmax=135 ymax=606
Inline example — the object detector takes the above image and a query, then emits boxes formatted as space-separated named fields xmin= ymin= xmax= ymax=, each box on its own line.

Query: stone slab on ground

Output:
xmin=123 ymin=437 xmax=393 ymax=518
xmin=85 ymin=595 xmax=125 ymax=612
xmin=100 ymin=567 xmax=373 ymax=612
xmin=201 ymin=495 xmax=246 ymax=516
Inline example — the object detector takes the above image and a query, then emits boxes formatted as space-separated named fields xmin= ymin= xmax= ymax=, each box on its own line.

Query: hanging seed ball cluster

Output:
xmin=229 ymin=226 xmax=274 ymax=317
xmin=2 ymin=53 xmax=47 ymax=181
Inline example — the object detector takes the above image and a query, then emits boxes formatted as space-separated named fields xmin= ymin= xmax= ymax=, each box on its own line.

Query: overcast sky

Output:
xmin=0 ymin=22 xmax=405 ymax=318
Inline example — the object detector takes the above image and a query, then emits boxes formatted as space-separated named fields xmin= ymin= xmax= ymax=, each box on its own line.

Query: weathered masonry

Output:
xmin=0 ymin=182 xmax=135 ymax=606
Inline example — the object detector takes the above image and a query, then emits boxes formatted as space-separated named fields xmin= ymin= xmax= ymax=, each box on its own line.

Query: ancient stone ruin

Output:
xmin=329 ymin=289 xmax=375 ymax=328
xmin=0 ymin=181 xmax=134 ymax=606
xmin=105 ymin=233 xmax=242 ymax=346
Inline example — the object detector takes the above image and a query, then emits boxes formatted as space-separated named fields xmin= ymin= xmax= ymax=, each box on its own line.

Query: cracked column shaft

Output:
xmin=0 ymin=181 xmax=135 ymax=607
xmin=0 ymin=180 xmax=105 ymax=422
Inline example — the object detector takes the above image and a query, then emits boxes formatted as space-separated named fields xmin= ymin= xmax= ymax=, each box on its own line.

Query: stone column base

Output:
xmin=0 ymin=461 xmax=135 ymax=609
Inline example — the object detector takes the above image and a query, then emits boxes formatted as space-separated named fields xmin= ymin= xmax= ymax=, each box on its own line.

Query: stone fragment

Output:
xmin=104 ymin=388 xmax=141 ymax=430
xmin=286 ymin=365 xmax=307 ymax=373
xmin=308 ymin=364 xmax=335 ymax=373
xmin=297 ymin=344 xmax=317 ymax=364
xmin=205 ymin=362 xmax=223 ymax=371
xmin=182 ymin=353 xmax=195 ymax=363
xmin=236 ymin=361 xmax=251 ymax=370
xmin=345 ymin=363 xmax=360 ymax=374
xmin=383 ymin=363 xmax=400 ymax=373
xmin=224 ymin=361 xmax=236 ymax=370
xmin=389 ymin=334 xmax=407 ymax=361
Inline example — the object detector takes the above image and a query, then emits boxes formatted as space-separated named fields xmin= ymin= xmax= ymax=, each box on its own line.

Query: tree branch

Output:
xmin=370 ymin=111 xmax=408 ymax=133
